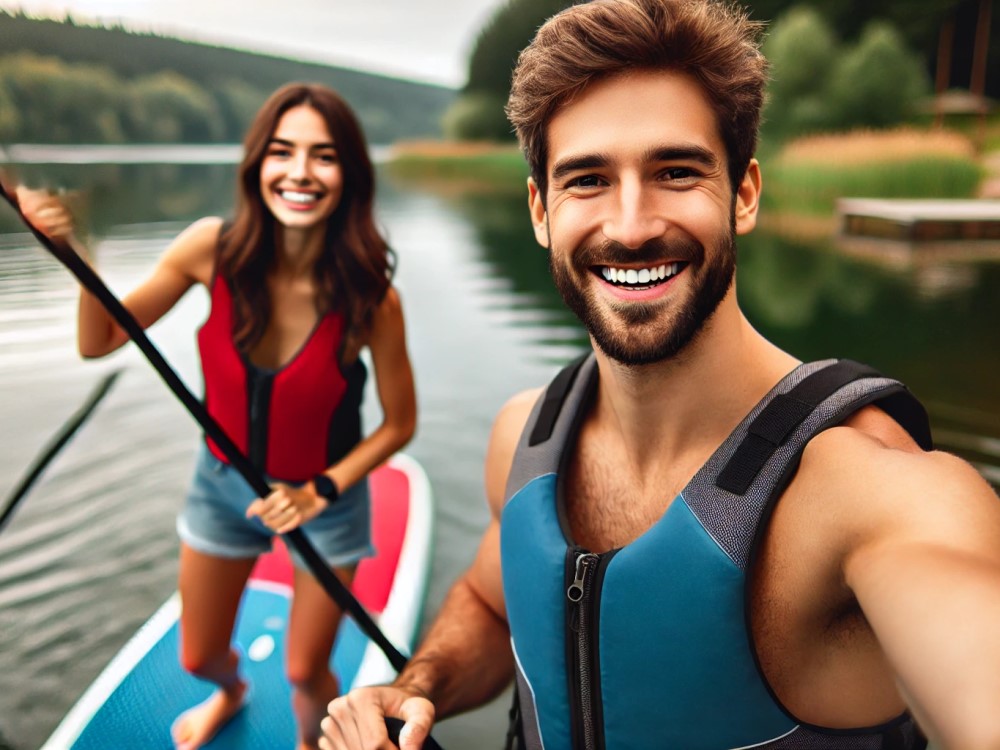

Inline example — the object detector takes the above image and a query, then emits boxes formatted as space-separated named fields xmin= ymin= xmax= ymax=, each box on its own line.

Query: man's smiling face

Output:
xmin=529 ymin=69 xmax=760 ymax=366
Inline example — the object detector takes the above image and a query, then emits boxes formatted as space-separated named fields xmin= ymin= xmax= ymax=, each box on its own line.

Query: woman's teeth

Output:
xmin=279 ymin=190 xmax=316 ymax=204
xmin=601 ymin=262 xmax=682 ymax=286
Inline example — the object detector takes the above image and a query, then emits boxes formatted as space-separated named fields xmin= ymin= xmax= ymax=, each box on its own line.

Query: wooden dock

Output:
xmin=837 ymin=198 xmax=1000 ymax=241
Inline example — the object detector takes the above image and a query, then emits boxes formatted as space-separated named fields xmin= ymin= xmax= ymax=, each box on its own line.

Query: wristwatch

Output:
xmin=312 ymin=473 xmax=340 ymax=504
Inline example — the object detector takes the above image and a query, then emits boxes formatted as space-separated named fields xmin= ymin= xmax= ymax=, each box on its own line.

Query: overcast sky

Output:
xmin=0 ymin=0 xmax=508 ymax=87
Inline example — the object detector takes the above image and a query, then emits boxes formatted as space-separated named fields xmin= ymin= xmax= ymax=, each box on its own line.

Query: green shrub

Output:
xmin=763 ymin=6 xmax=931 ymax=143
xmin=388 ymin=147 xmax=527 ymax=185
xmin=826 ymin=22 xmax=930 ymax=131
xmin=0 ymin=52 xmax=127 ymax=143
xmin=763 ymin=7 xmax=838 ymax=139
xmin=126 ymin=71 xmax=223 ymax=142
xmin=442 ymin=92 xmax=513 ymax=142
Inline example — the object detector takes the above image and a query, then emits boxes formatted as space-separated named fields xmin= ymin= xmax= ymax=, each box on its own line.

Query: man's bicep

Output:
xmin=472 ymin=387 xmax=544 ymax=620
xmin=804 ymin=426 xmax=1000 ymax=568
xmin=844 ymin=449 xmax=1000 ymax=602
xmin=464 ymin=520 xmax=507 ymax=621
xmin=484 ymin=388 xmax=543 ymax=518
xmin=858 ymin=449 xmax=1000 ymax=562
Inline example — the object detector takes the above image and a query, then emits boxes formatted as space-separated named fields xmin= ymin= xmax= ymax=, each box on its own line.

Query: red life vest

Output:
xmin=197 ymin=275 xmax=365 ymax=483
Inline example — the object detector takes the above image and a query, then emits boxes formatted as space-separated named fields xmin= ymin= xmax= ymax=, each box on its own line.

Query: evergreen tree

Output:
xmin=826 ymin=22 xmax=931 ymax=130
xmin=763 ymin=7 xmax=840 ymax=139
xmin=447 ymin=0 xmax=578 ymax=141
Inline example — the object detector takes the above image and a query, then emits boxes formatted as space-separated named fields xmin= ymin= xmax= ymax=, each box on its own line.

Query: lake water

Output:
xmin=0 ymin=156 xmax=997 ymax=750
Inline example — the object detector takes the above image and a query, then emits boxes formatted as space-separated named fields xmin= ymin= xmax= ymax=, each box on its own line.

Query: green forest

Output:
xmin=0 ymin=10 xmax=455 ymax=145
xmin=445 ymin=0 xmax=998 ymax=144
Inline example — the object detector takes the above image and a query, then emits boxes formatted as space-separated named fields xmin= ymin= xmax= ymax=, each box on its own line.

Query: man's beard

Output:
xmin=549 ymin=230 xmax=736 ymax=366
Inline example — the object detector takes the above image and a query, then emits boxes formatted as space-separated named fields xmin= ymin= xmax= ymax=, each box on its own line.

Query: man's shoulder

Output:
xmin=489 ymin=388 xmax=546 ymax=458
xmin=793 ymin=405 xmax=996 ymax=542
xmin=484 ymin=387 xmax=546 ymax=516
xmin=804 ymin=403 xmax=945 ymax=481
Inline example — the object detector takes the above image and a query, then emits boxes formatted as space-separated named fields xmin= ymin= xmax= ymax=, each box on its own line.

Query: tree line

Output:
xmin=0 ymin=10 xmax=454 ymax=146
xmin=446 ymin=0 xmax=997 ymax=143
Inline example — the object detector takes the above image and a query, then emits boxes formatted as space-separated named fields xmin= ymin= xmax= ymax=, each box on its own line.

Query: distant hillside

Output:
xmin=0 ymin=10 xmax=455 ymax=145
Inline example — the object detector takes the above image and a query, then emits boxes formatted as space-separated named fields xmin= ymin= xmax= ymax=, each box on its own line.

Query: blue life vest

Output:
xmin=500 ymin=354 xmax=932 ymax=750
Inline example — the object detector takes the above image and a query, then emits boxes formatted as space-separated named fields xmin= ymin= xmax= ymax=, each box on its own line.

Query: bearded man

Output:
xmin=321 ymin=1 xmax=1000 ymax=748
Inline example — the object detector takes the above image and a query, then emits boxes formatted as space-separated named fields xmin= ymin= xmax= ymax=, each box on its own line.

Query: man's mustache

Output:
xmin=573 ymin=236 xmax=704 ymax=267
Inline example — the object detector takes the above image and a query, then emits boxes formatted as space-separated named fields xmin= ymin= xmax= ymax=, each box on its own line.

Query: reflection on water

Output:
xmin=738 ymin=230 xmax=1000 ymax=439
xmin=437 ymin=190 xmax=590 ymax=361
xmin=2 ymin=162 xmax=236 ymax=238
xmin=0 ymin=159 xmax=997 ymax=749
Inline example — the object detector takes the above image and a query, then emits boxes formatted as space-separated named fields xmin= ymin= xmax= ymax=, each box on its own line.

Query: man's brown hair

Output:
xmin=506 ymin=0 xmax=767 ymax=198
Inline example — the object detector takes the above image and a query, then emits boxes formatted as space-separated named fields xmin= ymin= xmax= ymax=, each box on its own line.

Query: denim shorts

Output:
xmin=176 ymin=443 xmax=374 ymax=569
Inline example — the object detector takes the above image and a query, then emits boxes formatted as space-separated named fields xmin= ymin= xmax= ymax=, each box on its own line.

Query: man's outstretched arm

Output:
xmin=321 ymin=389 xmax=540 ymax=750
xmin=814 ymin=426 xmax=1000 ymax=749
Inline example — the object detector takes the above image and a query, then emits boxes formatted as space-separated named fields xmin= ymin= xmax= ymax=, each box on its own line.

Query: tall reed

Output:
xmin=764 ymin=128 xmax=984 ymax=215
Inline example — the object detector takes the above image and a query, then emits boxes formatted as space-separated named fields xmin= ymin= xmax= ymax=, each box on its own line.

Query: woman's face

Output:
xmin=259 ymin=105 xmax=344 ymax=231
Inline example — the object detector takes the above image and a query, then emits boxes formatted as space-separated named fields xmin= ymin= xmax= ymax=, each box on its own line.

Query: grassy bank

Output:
xmin=386 ymin=130 xmax=987 ymax=214
xmin=764 ymin=128 xmax=984 ymax=215
xmin=384 ymin=141 xmax=527 ymax=192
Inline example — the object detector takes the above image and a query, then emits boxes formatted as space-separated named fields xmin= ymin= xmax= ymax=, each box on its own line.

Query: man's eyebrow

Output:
xmin=550 ymin=153 xmax=611 ymax=181
xmin=550 ymin=145 xmax=719 ymax=180
xmin=645 ymin=145 xmax=719 ymax=168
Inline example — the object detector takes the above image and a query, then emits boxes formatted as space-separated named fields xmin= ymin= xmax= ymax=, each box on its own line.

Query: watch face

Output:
xmin=314 ymin=474 xmax=338 ymax=500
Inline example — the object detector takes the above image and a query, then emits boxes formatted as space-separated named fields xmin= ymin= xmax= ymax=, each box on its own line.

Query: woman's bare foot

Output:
xmin=171 ymin=680 xmax=249 ymax=750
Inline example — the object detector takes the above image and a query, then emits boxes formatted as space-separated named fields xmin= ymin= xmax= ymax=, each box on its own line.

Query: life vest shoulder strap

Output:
xmin=715 ymin=359 xmax=932 ymax=496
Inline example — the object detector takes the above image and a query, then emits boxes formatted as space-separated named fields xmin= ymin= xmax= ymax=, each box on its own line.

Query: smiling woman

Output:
xmin=13 ymin=82 xmax=418 ymax=750
xmin=259 ymin=107 xmax=344 ymax=231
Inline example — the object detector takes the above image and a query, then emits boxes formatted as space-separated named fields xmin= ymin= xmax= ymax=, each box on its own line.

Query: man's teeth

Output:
xmin=601 ymin=262 xmax=682 ymax=285
xmin=279 ymin=190 xmax=316 ymax=204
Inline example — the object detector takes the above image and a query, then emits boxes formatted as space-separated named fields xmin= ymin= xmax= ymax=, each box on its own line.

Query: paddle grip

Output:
xmin=385 ymin=717 xmax=444 ymax=750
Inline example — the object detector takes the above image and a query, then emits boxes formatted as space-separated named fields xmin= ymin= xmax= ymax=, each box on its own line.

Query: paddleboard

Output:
xmin=42 ymin=453 xmax=433 ymax=750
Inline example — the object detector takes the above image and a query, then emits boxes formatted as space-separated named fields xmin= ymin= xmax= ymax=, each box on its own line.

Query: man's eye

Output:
xmin=569 ymin=175 xmax=603 ymax=188
xmin=662 ymin=167 xmax=697 ymax=181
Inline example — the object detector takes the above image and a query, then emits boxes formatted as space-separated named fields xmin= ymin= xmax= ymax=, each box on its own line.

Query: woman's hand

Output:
xmin=15 ymin=187 xmax=77 ymax=242
xmin=246 ymin=482 xmax=328 ymax=533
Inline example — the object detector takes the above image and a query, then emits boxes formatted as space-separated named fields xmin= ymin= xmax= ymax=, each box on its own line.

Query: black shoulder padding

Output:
xmin=869 ymin=389 xmax=933 ymax=451
xmin=528 ymin=352 xmax=590 ymax=447
xmin=716 ymin=360 xmax=931 ymax=496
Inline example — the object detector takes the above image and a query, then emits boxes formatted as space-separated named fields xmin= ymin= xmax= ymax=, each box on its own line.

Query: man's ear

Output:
xmin=527 ymin=177 xmax=550 ymax=248
xmin=734 ymin=159 xmax=762 ymax=236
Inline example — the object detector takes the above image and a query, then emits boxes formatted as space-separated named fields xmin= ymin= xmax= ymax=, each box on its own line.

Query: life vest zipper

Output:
xmin=246 ymin=367 xmax=274 ymax=474
xmin=566 ymin=549 xmax=612 ymax=750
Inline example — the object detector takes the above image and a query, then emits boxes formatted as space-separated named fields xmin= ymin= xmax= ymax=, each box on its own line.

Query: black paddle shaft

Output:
xmin=0 ymin=369 xmax=120 ymax=533
xmin=0 ymin=183 xmax=410 ymax=673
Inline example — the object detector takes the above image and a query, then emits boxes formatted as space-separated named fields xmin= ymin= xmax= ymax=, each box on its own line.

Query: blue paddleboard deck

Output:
xmin=43 ymin=455 xmax=433 ymax=750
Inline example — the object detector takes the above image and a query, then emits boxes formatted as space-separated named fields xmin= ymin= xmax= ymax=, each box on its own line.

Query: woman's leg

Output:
xmin=286 ymin=563 xmax=356 ymax=750
xmin=171 ymin=542 xmax=257 ymax=750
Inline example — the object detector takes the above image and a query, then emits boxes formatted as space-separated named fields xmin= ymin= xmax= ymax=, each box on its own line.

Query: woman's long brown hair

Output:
xmin=219 ymin=83 xmax=394 ymax=361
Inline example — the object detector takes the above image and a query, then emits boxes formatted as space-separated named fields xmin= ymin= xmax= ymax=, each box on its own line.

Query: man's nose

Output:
xmin=602 ymin=180 xmax=667 ymax=249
